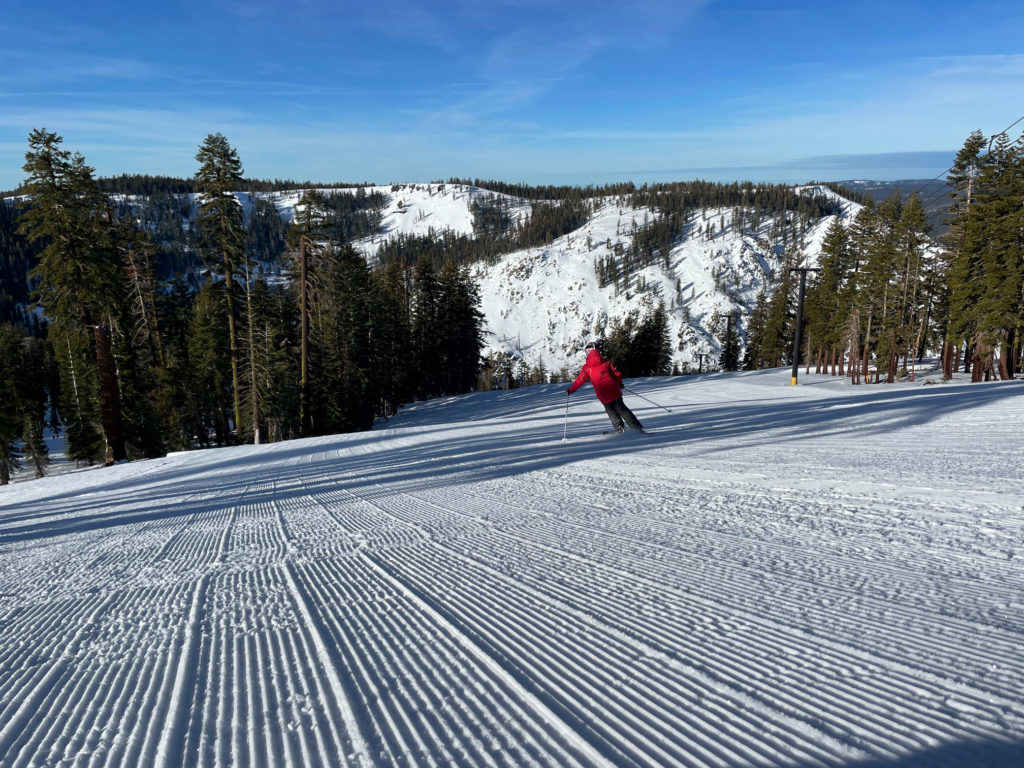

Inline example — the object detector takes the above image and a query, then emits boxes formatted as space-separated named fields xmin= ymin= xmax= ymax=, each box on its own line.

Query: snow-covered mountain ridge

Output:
xmin=241 ymin=181 xmax=861 ymax=375
xmin=475 ymin=185 xmax=860 ymax=374
xmin=5 ymin=181 xmax=864 ymax=375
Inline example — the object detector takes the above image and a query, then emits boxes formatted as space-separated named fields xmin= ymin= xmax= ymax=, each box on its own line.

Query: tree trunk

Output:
xmin=224 ymin=263 xmax=241 ymax=439
xmin=862 ymin=314 xmax=873 ymax=379
xmin=971 ymin=333 xmax=989 ymax=382
xmin=244 ymin=264 xmax=260 ymax=445
xmin=92 ymin=324 xmax=127 ymax=463
xmin=299 ymin=237 xmax=310 ymax=437
xmin=998 ymin=328 xmax=1015 ymax=381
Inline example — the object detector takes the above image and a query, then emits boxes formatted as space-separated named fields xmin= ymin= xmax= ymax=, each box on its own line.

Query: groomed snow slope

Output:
xmin=2 ymin=370 xmax=1023 ymax=767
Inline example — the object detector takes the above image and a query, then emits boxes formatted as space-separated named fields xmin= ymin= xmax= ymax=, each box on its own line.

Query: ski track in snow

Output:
xmin=2 ymin=369 xmax=1024 ymax=767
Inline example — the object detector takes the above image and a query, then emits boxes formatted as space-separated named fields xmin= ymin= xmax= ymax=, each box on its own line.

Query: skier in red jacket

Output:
xmin=566 ymin=342 xmax=645 ymax=433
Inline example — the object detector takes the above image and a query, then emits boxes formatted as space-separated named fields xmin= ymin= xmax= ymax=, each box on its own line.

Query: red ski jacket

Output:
xmin=568 ymin=349 xmax=623 ymax=404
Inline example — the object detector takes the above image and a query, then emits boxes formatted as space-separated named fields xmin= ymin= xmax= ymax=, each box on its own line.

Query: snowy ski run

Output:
xmin=2 ymin=367 xmax=1023 ymax=767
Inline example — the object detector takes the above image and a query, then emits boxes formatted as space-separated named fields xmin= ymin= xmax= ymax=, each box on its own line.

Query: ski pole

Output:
xmin=561 ymin=391 xmax=570 ymax=443
xmin=623 ymin=386 xmax=672 ymax=413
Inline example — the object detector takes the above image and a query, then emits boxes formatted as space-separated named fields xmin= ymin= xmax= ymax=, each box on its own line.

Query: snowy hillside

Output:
xmin=235 ymin=181 xmax=862 ymax=374
xmin=253 ymin=182 xmax=530 ymax=260
xmin=2 ymin=368 xmax=1023 ymax=767
xmin=2 ymin=180 xmax=873 ymax=376
xmin=477 ymin=185 xmax=860 ymax=373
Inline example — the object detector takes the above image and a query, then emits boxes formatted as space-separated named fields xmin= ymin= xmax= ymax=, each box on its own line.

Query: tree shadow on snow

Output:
xmin=2 ymin=377 xmax=1022 ymax=546
xmin=806 ymin=736 xmax=1024 ymax=768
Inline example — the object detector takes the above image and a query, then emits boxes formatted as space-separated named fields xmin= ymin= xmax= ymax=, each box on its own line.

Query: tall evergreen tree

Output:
xmin=0 ymin=378 xmax=20 ymax=485
xmin=941 ymin=131 xmax=989 ymax=375
xmin=804 ymin=218 xmax=853 ymax=373
xmin=965 ymin=133 xmax=1024 ymax=380
xmin=321 ymin=244 xmax=375 ymax=432
xmin=437 ymin=262 xmax=485 ymax=393
xmin=411 ymin=257 xmax=442 ymax=399
xmin=286 ymin=190 xmax=330 ymax=435
xmin=370 ymin=262 xmax=412 ymax=416
xmin=195 ymin=133 xmax=245 ymax=437
xmin=718 ymin=313 xmax=742 ymax=372
xmin=19 ymin=128 xmax=127 ymax=463
xmin=188 ymin=282 xmax=233 ymax=446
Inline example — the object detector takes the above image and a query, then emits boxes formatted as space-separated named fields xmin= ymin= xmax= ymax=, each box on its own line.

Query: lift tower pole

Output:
xmin=788 ymin=267 xmax=820 ymax=386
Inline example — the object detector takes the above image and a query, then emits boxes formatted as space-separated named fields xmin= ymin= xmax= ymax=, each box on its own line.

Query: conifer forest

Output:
xmin=1 ymin=127 xmax=1022 ymax=481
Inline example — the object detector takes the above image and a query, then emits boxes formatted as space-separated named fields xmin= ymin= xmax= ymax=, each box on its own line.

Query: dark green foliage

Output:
xmin=321 ymin=188 xmax=386 ymax=242
xmin=20 ymin=130 xmax=123 ymax=328
xmin=804 ymin=218 xmax=856 ymax=367
xmin=0 ymin=201 xmax=43 ymax=324
xmin=370 ymin=262 xmax=412 ymax=416
xmin=601 ymin=303 xmax=672 ymax=377
xmin=411 ymin=257 xmax=443 ymax=400
xmin=942 ymin=131 xmax=1024 ymax=380
xmin=245 ymin=278 xmax=300 ymax=442
xmin=195 ymin=133 xmax=245 ymax=434
xmin=0 ymin=378 xmax=21 ymax=484
xmin=471 ymin=194 xmax=514 ymax=239
xmin=19 ymin=128 xmax=127 ymax=462
xmin=449 ymin=178 xmax=637 ymax=201
xmin=247 ymin=197 xmax=288 ymax=267
xmin=436 ymin=262 xmax=486 ymax=394
xmin=52 ymin=325 xmax=105 ymax=464
xmin=742 ymin=289 xmax=771 ymax=369
xmin=318 ymin=244 xmax=375 ymax=433
xmin=188 ymin=282 xmax=233 ymax=446
xmin=718 ymin=314 xmax=742 ymax=372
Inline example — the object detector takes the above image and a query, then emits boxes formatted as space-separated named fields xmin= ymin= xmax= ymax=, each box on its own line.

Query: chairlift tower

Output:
xmin=787 ymin=267 xmax=820 ymax=385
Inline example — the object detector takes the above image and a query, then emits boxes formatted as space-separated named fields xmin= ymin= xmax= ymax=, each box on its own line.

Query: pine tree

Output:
xmin=22 ymin=413 xmax=49 ymax=478
xmin=804 ymin=218 xmax=853 ymax=373
xmin=323 ymin=244 xmax=375 ymax=432
xmin=941 ymin=131 xmax=988 ymax=377
xmin=718 ymin=313 xmax=742 ymax=372
xmin=967 ymin=133 xmax=1024 ymax=380
xmin=411 ymin=257 xmax=442 ymax=399
xmin=894 ymin=193 xmax=929 ymax=377
xmin=19 ymin=129 xmax=127 ymax=463
xmin=370 ymin=262 xmax=412 ymax=417
xmin=286 ymin=190 xmax=330 ymax=435
xmin=861 ymin=193 xmax=903 ymax=381
xmin=195 ymin=133 xmax=245 ymax=437
xmin=188 ymin=282 xmax=233 ymax=446
xmin=0 ymin=378 xmax=20 ymax=485
xmin=759 ymin=254 xmax=799 ymax=368
xmin=246 ymin=278 xmax=298 ymax=441
xmin=742 ymin=288 xmax=770 ymax=370
xmin=437 ymin=262 xmax=485 ymax=393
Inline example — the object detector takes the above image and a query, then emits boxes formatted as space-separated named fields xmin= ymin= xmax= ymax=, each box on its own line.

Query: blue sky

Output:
xmin=2 ymin=0 xmax=1023 ymax=190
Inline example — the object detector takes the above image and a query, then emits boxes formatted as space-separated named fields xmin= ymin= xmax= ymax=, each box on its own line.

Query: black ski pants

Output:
xmin=603 ymin=397 xmax=644 ymax=433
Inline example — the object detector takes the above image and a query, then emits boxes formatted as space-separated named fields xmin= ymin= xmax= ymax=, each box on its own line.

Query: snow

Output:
xmin=251 ymin=183 xmax=530 ymax=262
xmin=476 ymin=192 xmax=856 ymax=374
xmin=2 ymin=367 xmax=1023 ymax=767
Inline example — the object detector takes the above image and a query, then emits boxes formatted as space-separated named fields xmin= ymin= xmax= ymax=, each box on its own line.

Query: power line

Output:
xmin=911 ymin=112 xmax=1024 ymax=211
